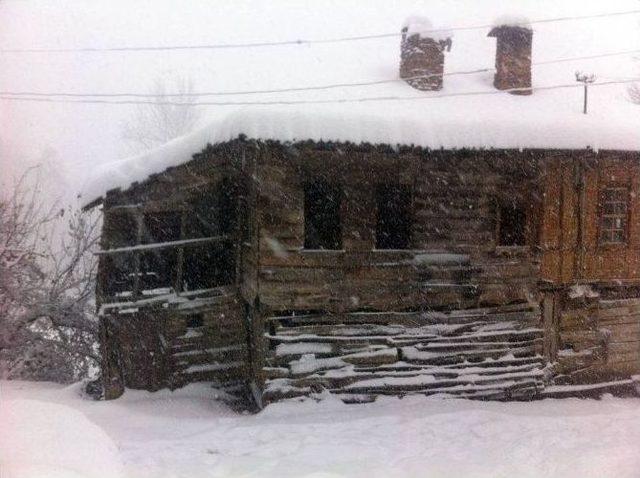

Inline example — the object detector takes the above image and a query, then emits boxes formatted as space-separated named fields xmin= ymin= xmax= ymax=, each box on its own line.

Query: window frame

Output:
xmin=99 ymin=182 xmax=238 ymax=302
xmin=598 ymin=185 xmax=630 ymax=247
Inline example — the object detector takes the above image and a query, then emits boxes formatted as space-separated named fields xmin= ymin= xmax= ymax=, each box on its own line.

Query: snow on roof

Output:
xmin=81 ymin=0 xmax=640 ymax=205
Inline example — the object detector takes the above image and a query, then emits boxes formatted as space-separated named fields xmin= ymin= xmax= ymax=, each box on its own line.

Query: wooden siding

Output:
xmin=254 ymin=147 xmax=542 ymax=316
xmin=540 ymin=153 xmax=640 ymax=284
xmin=95 ymin=139 xmax=640 ymax=404
xmin=99 ymin=287 xmax=249 ymax=400
xmin=555 ymin=297 xmax=640 ymax=382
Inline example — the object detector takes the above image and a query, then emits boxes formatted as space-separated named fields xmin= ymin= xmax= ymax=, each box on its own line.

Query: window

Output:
xmin=139 ymin=212 xmax=182 ymax=290
xmin=182 ymin=180 xmax=237 ymax=290
xmin=102 ymin=253 xmax=135 ymax=296
xmin=103 ymin=210 xmax=138 ymax=248
xmin=142 ymin=212 xmax=181 ymax=244
xmin=218 ymin=177 xmax=237 ymax=236
xmin=599 ymin=187 xmax=628 ymax=244
xmin=497 ymin=202 xmax=526 ymax=246
xmin=101 ymin=211 xmax=138 ymax=295
xmin=376 ymin=184 xmax=412 ymax=249
xmin=182 ymin=244 xmax=234 ymax=291
xmin=100 ymin=179 xmax=238 ymax=301
xmin=304 ymin=181 xmax=342 ymax=250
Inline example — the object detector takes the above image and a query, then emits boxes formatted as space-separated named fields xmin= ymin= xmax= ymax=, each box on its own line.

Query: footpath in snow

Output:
xmin=1 ymin=380 xmax=640 ymax=478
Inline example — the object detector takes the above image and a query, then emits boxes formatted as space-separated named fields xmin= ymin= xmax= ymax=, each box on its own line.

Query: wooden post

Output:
xmin=132 ymin=211 xmax=143 ymax=299
xmin=174 ymin=210 xmax=186 ymax=293
xmin=542 ymin=291 xmax=559 ymax=362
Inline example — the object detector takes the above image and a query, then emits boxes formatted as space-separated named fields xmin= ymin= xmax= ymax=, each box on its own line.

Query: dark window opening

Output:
xmin=102 ymin=253 xmax=135 ymax=296
xmin=187 ymin=188 xmax=219 ymax=238
xmin=376 ymin=184 xmax=412 ymax=249
xmin=182 ymin=180 xmax=237 ymax=290
xmin=139 ymin=249 xmax=177 ymax=291
xmin=102 ymin=179 xmax=239 ymax=301
xmin=600 ymin=187 xmax=628 ymax=244
xmin=142 ymin=211 xmax=182 ymax=244
xmin=304 ymin=181 xmax=342 ymax=250
xmin=186 ymin=314 xmax=204 ymax=328
xmin=104 ymin=211 xmax=138 ymax=248
xmin=185 ymin=180 xmax=237 ymax=238
xmin=137 ymin=212 xmax=182 ymax=291
xmin=498 ymin=203 xmax=527 ymax=246
xmin=219 ymin=177 xmax=237 ymax=236
xmin=182 ymin=244 xmax=235 ymax=291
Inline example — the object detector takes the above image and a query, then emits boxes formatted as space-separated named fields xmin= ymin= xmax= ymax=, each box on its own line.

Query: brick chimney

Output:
xmin=400 ymin=17 xmax=453 ymax=91
xmin=488 ymin=22 xmax=533 ymax=95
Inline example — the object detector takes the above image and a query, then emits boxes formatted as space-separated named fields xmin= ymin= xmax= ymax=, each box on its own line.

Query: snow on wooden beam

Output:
xmin=96 ymin=235 xmax=229 ymax=255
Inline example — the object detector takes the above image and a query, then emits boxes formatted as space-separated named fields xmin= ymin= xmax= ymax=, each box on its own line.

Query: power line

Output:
xmin=534 ymin=49 xmax=640 ymax=65
xmin=1 ymin=9 xmax=639 ymax=54
xmin=0 ymin=69 xmax=491 ymax=98
xmin=0 ymin=78 xmax=637 ymax=107
xmin=1 ymin=49 xmax=638 ymax=99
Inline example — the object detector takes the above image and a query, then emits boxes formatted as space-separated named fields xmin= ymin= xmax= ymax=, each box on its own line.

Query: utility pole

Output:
xmin=575 ymin=71 xmax=596 ymax=115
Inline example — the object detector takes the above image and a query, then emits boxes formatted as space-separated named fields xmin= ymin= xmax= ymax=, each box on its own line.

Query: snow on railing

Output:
xmin=95 ymin=235 xmax=229 ymax=255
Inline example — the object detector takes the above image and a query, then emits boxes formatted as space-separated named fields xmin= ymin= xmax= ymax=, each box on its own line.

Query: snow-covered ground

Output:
xmin=1 ymin=380 xmax=640 ymax=478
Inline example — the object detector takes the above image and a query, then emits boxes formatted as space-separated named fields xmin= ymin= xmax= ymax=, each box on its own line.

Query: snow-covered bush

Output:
xmin=0 ymin=168 xmax=100 ymax=382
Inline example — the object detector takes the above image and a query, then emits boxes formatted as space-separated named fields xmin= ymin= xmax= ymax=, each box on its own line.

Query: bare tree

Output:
xmin=121 ymin=76 xmax=203 ymax=154
xmin=629 ymin=83 xmax=640 ymax=104
xmin=0 ymin=168 xmax=100 ymax=382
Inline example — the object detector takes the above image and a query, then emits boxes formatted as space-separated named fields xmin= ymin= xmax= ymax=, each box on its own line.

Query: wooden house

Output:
xmin=83 ymin=11 xmax=640 ymax=406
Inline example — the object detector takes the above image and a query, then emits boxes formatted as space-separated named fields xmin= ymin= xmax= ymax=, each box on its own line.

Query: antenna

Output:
xmin=575 ymin=71 xmax=597 ymax=114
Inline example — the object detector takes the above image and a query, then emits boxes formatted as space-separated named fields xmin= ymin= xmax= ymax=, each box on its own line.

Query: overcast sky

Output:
xmin=1 ymin=0 xmax=638 ymax=205
xmin=1 ymin=0 xmax=427 ymax=202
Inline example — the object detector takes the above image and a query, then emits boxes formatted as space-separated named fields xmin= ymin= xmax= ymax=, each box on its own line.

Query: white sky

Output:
xmin=1 ymin=0 xmax=638 ymax=205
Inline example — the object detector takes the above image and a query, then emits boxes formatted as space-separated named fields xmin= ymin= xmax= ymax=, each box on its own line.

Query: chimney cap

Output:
xmin=402 ymin=15 xmax=453 ymax=42
xmin=488 ymin=15 xmax=532 ymax=38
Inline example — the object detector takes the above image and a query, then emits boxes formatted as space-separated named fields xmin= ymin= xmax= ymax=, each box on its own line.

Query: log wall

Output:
xmin=251 ymin=145 xmax=547 ymax=400
xmin=254 ymin=147 xmax=543 ymax=316
xmin=95 ymin=139 xmax=640 ymax=405
xmin=98 ymin=141 xmax=254 ymax=402
xmin=540 ymin=152 xmax=640 ymax=284
xmin=538 ymin=152 xmax=640 ymax=384
xmin=100 ymin=287 xmax=250 ymax=401
xmin=554 ymin=297 xmax=640 ymax=383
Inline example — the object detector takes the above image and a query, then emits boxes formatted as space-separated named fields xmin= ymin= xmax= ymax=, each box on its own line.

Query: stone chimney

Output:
xmin=400 ymin=17 xmax=453 ymax=91
xmin=488 ymin=21 xmax=533 ymax=95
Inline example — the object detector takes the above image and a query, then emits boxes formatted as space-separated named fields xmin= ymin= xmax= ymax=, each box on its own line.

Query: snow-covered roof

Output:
xmin=81 ymin=0 xmax=640 ymax=205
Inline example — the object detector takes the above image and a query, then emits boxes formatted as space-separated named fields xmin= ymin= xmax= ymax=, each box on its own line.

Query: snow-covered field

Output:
xmin=1 ymin=381 xmax=640 ymax=478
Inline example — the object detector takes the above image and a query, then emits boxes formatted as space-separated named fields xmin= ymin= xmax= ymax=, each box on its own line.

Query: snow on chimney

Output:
xmin=488 ymin=17 xmax=533 ymax=95
xmin=400 ymin=16 xmax=453 ymax=91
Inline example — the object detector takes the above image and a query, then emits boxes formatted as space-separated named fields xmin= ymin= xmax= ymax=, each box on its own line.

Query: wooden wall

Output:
xmin=97 ymin=141 xmax=254 ymax=401
xmin=95 ymin=139 xmax=640 ymax=402
xmin=540 ymin=152 xmax=640 ymax=284
xmin=253 ymin=145 xmax=542 ymax=316
xmin=539 ymin=151 xmax=640 ymax=383
xmin=100 ymin=288 xmax=249 ymax=399
xmin=553 ymin=297 xmax=640 ymax=382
